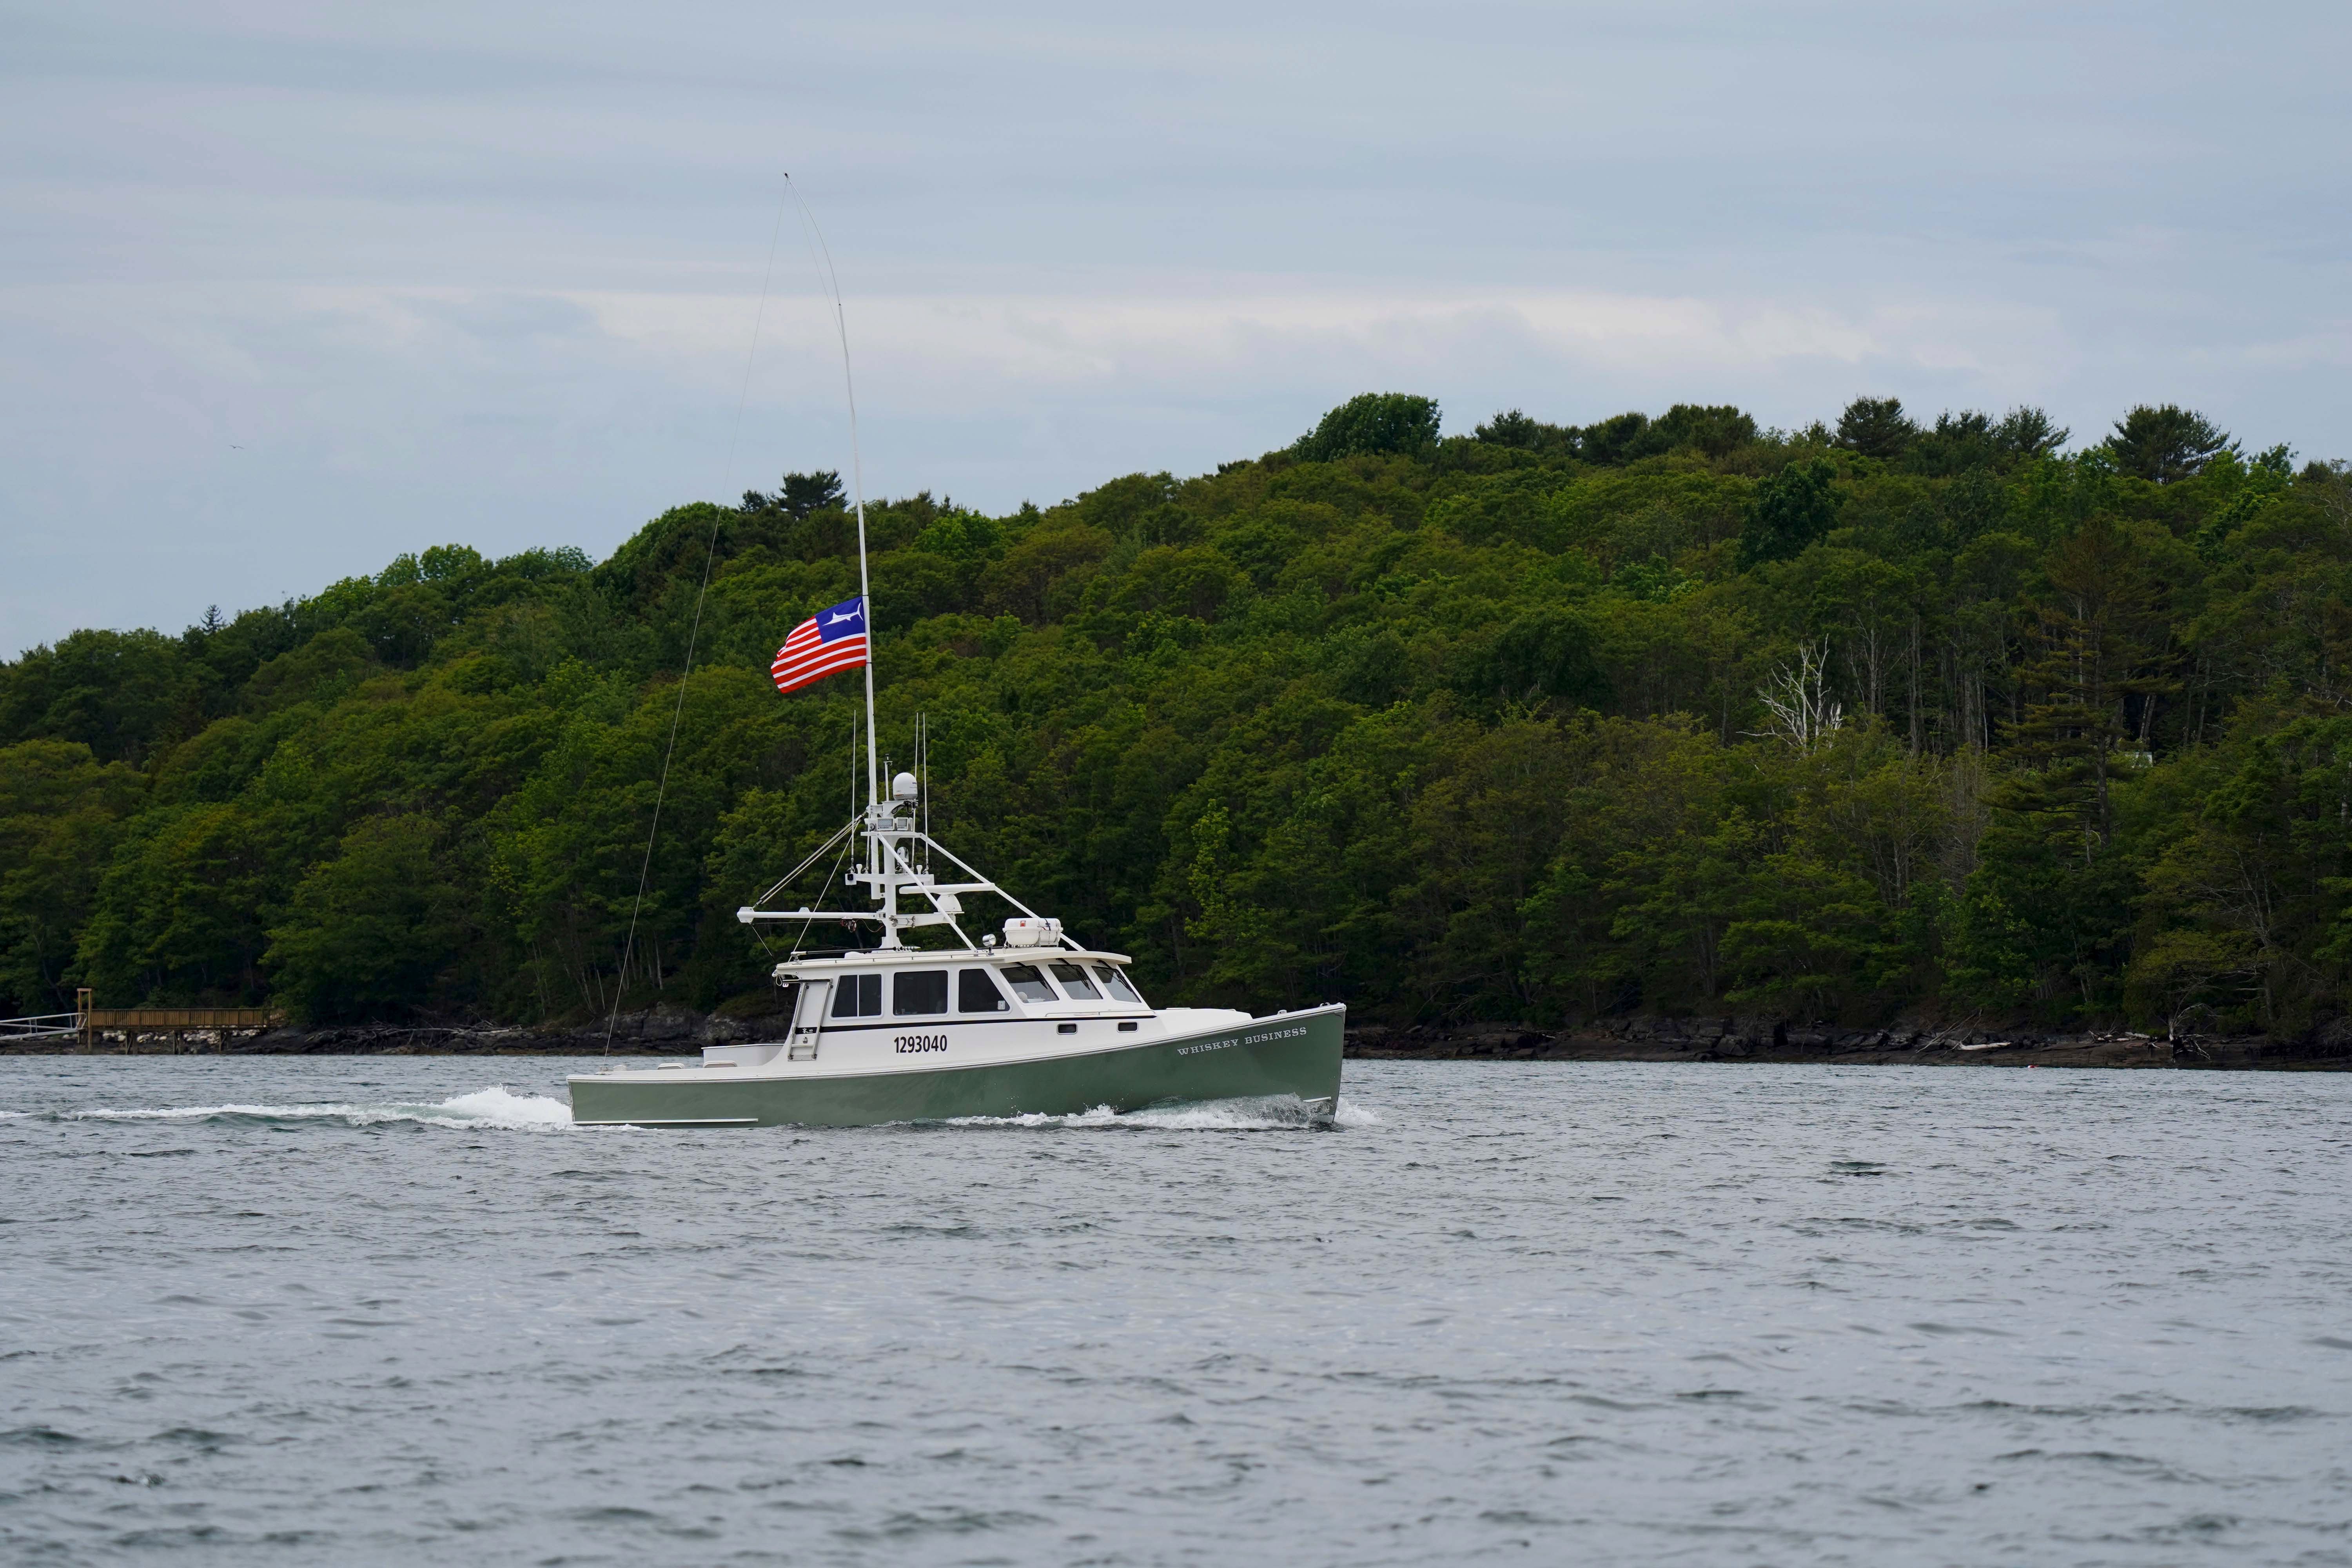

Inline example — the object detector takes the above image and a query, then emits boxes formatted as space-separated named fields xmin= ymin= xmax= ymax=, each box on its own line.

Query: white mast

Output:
xmin=751 ymin=179 xmax=1075 ymax=955
xmin=837 ymin=302 xmax=884 ymax=913
xmin=789 ymin=174 xmax=888 ymax=944
xmin=836 ymin=302 xmax=878 ymax=817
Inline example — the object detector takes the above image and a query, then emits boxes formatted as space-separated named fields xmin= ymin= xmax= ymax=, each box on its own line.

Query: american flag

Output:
xmin=770 ymin=595 xmax=869 ymax=695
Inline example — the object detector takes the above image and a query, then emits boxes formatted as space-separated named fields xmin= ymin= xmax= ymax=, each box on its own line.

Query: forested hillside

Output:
xmin=5 ymin=394 xmax=2348 ymax=1036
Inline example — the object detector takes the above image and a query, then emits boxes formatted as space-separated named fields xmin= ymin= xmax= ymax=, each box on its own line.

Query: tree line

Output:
xmin=3 ymin=392 xmax=2347 ymax=1036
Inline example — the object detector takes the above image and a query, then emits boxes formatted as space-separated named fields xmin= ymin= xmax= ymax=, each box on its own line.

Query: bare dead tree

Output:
xmin=1749 ymin=639 xmax=1844 ymax=752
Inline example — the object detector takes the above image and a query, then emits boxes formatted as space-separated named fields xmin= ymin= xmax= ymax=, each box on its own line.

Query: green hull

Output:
xmin=568 ymin=1005 xmax=1345 ymax=1128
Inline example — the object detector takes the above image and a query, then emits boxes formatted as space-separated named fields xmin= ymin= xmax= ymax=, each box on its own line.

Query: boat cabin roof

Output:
xmin=775 ymin=948 xmax=1134 ymax=978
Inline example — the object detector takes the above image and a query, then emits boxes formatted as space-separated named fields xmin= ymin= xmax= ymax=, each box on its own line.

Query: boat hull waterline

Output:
xmin=568 ymin=1004 xmax=1345 ymax=1128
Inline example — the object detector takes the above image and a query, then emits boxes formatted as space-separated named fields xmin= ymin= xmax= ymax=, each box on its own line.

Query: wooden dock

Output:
xmin=46 ymin=991 xmax=289 ymax=1053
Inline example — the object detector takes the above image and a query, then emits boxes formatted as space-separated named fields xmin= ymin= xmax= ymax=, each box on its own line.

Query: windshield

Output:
xmin=1048 ymin=962 xmax=1100 ymax=1000
xmin=1000 ymin=964 xmax=1057 ymax=1004
xmin=1093 ymin=965 xmax=1143 ymax=1004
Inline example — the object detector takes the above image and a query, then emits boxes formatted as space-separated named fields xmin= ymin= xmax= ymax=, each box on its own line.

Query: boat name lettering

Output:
xmin=1178 ymin=1025 xmax=1306 ymax=1057
xmin=894 ymin=1034 xmax=949 ymax=1054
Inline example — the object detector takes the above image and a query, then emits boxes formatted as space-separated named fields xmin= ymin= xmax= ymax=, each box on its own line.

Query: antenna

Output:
xmin=784 ymin=175 xmax=879 ymax=820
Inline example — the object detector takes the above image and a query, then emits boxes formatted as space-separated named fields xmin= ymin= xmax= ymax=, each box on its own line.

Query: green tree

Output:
xmin=1837 ymin=396 xmax=1915 ymax=459
xmin=1650 ymin=404 xmax=1758 ymax=458
xmin=1292 ymin=393 xmax=1441 ymax=462
xmin=0 ymin=741 xmax=142 ymax=1012
xmin=741 ymin=469 xmax=845 ymax=518
xmin=1472 ymin=409 xmax=1575 ymax=453
xmin=78 ymin=803 xmax=275 ymax=1005
xmin=266 ymin=815 xmax=469 ymax=1022
xmin=4 ymin=386 xmax=2344 ymax=1040
xmin=1737 ymin=459 xmax=1841 ymax=568
xmin=1995 ymin=406 xmax=2070 ymax=463
xmin=2008 ymin=515 xmax=2177 ymax=853
xmin=2109 ymin=405 xmax=2234 ymax=484
xmin=2128 ymin=716 xmax=2352 ymax=1032
xmin=1907 ymin=410 xmax=1999 ymax=476
xmin=1577 ymin=412 xmax=1654 ymax=466
xmin=0 ymin=628 xmax=198 ymax=764
xmin=1462 ymin=610 xmax=1612 ymax=713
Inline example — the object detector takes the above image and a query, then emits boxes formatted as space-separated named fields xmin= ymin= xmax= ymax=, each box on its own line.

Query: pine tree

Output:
xmin=2108 ymin=405 xmax=2233 ymax=484
xmin=2007 ymin=515 xmax=2175 ymax=857
xmin=1836 ymin=396 xmax=1915 ymax=459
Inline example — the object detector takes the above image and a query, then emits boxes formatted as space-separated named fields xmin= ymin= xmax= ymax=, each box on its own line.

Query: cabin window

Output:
xmin=1000 ymin=964 xmax=1058 ymax=1004
xmin=830 ymin=973 xmax=882 ymax=1018
xmin=1049 ymin=962 xmax=1100 ymax=1000
xmin=1093 ymin=965 xmax=1143 ymax=1004
xmin=958 ymin=969 xmax=1009 ymax=1013
xmin=893 ymin=970 xmax=949 ymax=1016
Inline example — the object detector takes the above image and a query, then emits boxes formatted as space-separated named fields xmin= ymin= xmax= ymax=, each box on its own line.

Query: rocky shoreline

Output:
xmin=1345 ymin=1016 xmax=2352 ymax=1071
xmin=0 ymin=1005 xmax=757 ymax=1058
xmin=7 ymin=1005 xmax=2348 ymax=1070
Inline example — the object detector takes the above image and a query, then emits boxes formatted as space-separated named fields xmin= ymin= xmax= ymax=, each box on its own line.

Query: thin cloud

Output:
xmin=3 ymin=1 xmax=2348 ymax=647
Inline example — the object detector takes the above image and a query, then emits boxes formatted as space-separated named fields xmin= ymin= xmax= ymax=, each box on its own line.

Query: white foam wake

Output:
xmin=54 ymin=1089 xmax=1379 ymax=1134
xmin=946 ymin=1094 xmax=1383 ymax=1132
xmin=63 ymin=1085 xmax=575 ymax=1131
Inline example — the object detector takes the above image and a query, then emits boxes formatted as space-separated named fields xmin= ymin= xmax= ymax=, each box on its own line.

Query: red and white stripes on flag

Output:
xmin=770 ymin=595 xmax=869 ymax=695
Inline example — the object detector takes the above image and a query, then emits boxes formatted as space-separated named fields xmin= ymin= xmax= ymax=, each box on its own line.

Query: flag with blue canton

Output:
xmin=769 ymin=595 xmax=868 ymax=695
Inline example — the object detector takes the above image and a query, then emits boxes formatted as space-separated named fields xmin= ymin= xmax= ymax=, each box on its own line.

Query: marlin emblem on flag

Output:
xmin=770 ymin=595 xmax=869 ymax=695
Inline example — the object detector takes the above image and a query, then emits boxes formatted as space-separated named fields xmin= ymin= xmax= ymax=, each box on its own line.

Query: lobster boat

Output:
xmin=567 ymin=776 xmax=1344 ymax=1128
xmin=569 ymin=438 xmax=1342 ymax=1127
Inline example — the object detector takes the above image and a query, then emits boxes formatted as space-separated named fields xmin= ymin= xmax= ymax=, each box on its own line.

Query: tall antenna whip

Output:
xmin=783 ymin=175 xmax=880 ymax=817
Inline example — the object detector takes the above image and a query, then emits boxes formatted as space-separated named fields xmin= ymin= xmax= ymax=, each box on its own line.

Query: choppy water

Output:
xmin=5 ymin=1058 xmax=2352 ymax=1566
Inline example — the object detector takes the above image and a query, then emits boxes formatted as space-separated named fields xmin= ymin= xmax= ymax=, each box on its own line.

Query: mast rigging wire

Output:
xmin=753 ymin=820 xmax=855 ymax=908
xmin=602 ymin=180 xmax=791 ymax=1056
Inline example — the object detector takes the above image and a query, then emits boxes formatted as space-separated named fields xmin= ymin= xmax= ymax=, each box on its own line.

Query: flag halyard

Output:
xmin=770 ymin=595 xmax=869 ymax=695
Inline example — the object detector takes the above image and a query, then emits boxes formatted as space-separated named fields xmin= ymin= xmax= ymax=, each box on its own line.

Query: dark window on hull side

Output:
xmin=958 ymin=969 xmax=1009 ymax=1013
xmin=831 ymin=973 xmax=882 ymax=1018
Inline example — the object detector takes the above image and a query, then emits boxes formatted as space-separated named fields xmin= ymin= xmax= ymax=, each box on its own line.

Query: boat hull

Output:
xmin=568 ymin=1004 xmax=1345 ymax=1128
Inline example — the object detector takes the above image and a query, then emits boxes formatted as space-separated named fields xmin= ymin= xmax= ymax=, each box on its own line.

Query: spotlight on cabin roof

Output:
xmin=891 ymin=771 xmax=918 ymax=800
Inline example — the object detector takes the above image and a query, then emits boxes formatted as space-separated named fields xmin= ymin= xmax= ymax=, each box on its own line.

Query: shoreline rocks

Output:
xmin=10 ymin=1008 xmax=2347 ymax=1070
xmin=2 ymin=1003 xmax=762 ymax=1058
xmin=1341 ymin=1016 xmax=2352 ymax=1071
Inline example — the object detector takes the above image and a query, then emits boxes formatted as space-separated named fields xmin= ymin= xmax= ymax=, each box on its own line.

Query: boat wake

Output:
xmin=56 ymin=1086 xmax=576 ymax=1132
xmin=944 ymin=1094 xmax=1382 ymax=1132
xmin=38 ymin=1089 xmax=1380 ymax=1134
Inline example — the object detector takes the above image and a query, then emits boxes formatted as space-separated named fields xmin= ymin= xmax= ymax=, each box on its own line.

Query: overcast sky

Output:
xmin=4 ymin=0 xmax=2346 ymax=652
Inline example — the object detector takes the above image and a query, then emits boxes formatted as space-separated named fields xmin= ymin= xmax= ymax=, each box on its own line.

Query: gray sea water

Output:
xmin=4 ymin=1057 xmax=2351 ymax=1566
